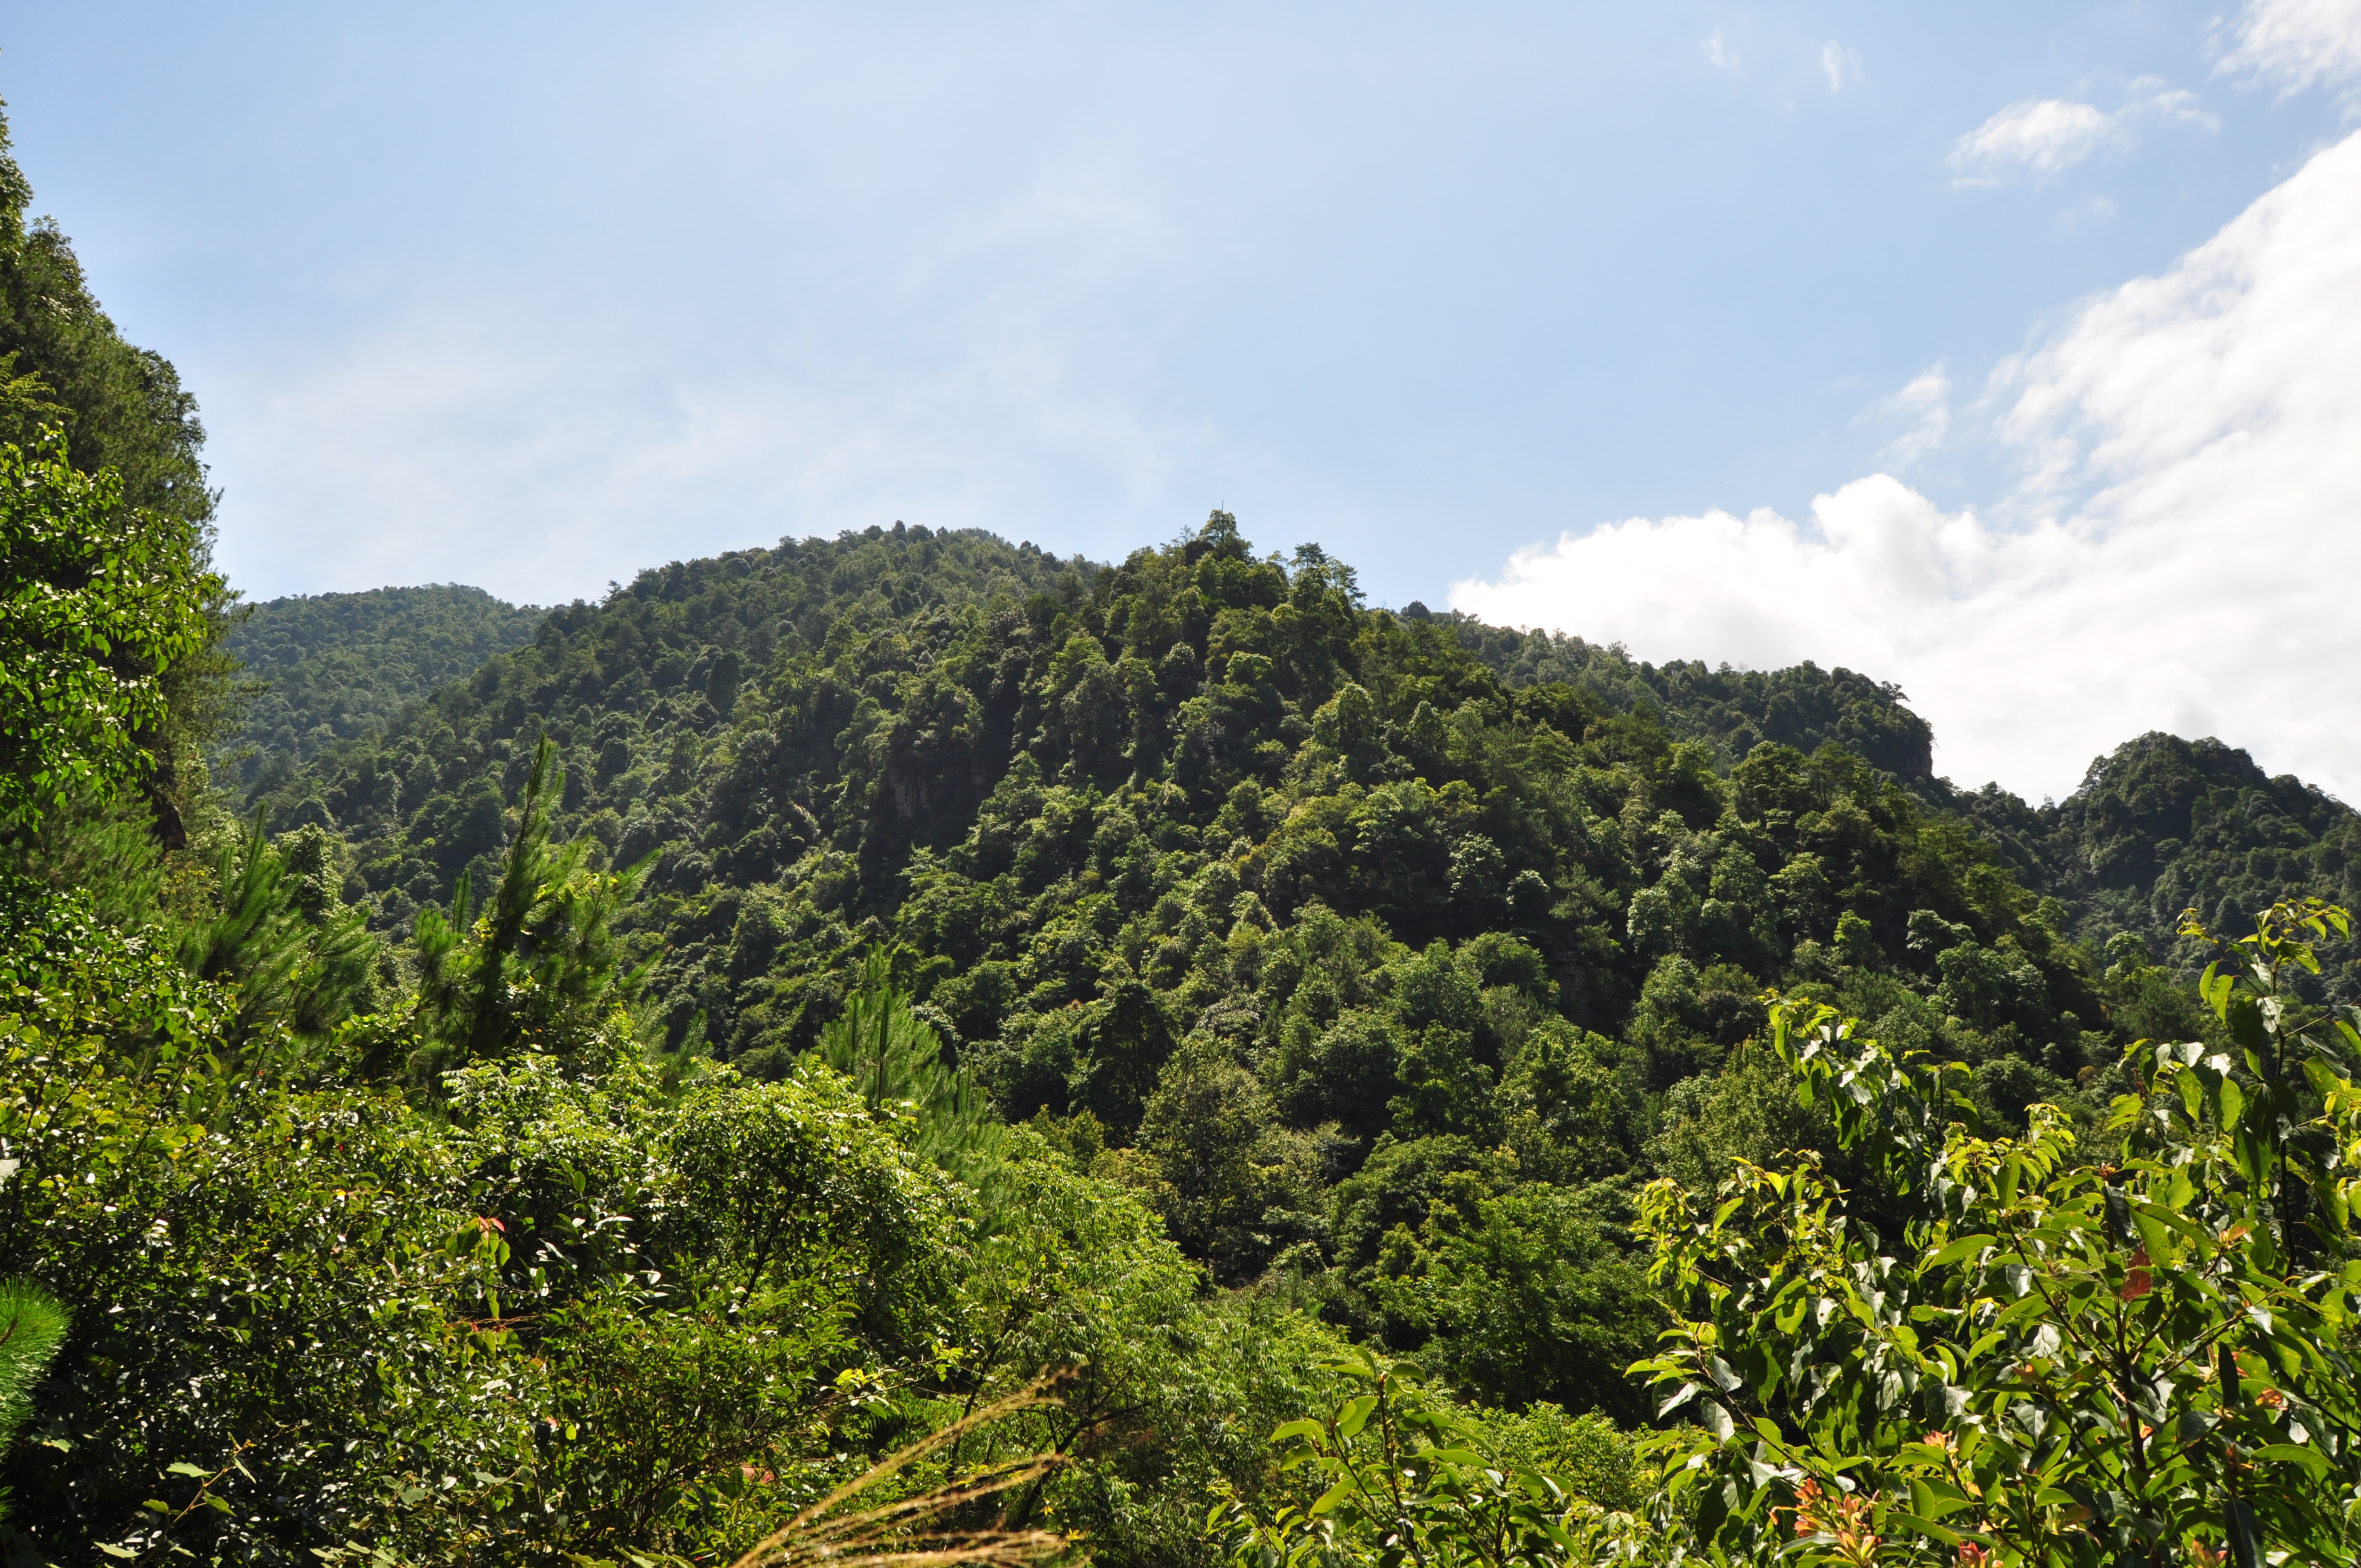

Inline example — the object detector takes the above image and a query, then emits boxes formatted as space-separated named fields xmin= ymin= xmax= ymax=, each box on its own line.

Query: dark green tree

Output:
xmin=178 ymin=812 xmax=379 ymax=1043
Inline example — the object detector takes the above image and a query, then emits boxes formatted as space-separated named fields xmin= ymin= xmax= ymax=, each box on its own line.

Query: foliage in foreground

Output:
xmin=0 ymin=843 xmax=1344 ymax=1565
xmin=0 ymin=428 xmax=217 ymax=831
xmin=1225 ymin=900 xmax=2361 ymax=1568
xmin=0 ymin=1278 xmax=66 ymax=1523
xmin=1215 ymin=1349 xmax=1646 ymax=1568
xmin=0 ymin=101 xmax=237 ymax=863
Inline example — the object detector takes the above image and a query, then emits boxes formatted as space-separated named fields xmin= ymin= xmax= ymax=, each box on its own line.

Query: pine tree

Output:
xmin=822 ymin=949 xmax=1004 ymax=1180
xmin=412 ymin=735 xmax=649 ymax=1078
xmin=0 ymin=1278 xmax=67 ymax=1522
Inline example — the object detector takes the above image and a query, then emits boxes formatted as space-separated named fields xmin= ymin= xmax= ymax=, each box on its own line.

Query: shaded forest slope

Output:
xmin=220 ymin=584 xmax=545 ymax=792
xmin=1953 ymin=733 xmax=2361 ymax=963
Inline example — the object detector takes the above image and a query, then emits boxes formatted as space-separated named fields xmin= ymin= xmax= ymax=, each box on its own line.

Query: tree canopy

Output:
xmin=219 ymin=584 xmax=546 ymax=790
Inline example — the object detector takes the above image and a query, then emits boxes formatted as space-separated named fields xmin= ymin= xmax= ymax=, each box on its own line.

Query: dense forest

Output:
xmin=10 ymin=95 xmax=2361 ymax=1568
xmin=219 ymin=584 xmax=546 ymax=791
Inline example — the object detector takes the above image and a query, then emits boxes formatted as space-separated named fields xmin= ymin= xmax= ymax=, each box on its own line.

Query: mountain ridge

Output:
xmin=220 ymin=584 xmax=548 ymax=795
xmin=244 ymin=526 xmax=2361 ymax=1002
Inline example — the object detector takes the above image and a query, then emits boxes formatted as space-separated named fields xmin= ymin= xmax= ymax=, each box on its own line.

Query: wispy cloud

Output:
xmin=1821 ymin=42 xmax=1863 ymax=94
xmin=1947 ymin=99 xmax=2118 ymax=184
xmin=205 ymin=264 xmax=1212 ymax=605
xmin=2219 ymin=0 xmax=2361 ymax=97
xmin=1867 ymin=365 xmax=1951 ymax=465
xmin=1701 ymin=30 xmax=1739 ymax=72
xmin=1946 ymin=80 xmax=2215 ymax=186
xmin=1452 ymin=129 xmax=2361 ymax=800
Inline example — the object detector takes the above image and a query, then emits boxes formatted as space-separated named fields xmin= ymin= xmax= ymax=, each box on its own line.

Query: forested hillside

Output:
xmin=1952 ymin=732 xmax=2361 ymax=973
xmin=248 ymin=570 xmax=2361 ymax=1013
xmin=14 ymin=86 xmax=2361 ymax=1568
xmin=1447 ymin=620 xmax=2361 ymax=977
xmin=1440 ymin=612 xmax=1936 ymax=781
xmin=243 ymin=510 xmax=2173 ymax=1395
xmin=220 ymin=584 xmax=545 ymax=790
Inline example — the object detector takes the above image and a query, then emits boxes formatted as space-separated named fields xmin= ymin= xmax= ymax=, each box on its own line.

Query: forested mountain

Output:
xmin=220 ymin=584 xmax=545 ymax=790
xmin=1445 ymin=622 xmax=2361 ymax=976
xmin=1439 ymin=612 xmax=1936 ymax=781
xmin=14 ymin=85 xmax=2361 ymax=1568
xmin=243 ymin=511 xmax=2173 ymax=1403
xmin=1951 ymin=732 xmax=2361 ymax=973
xmin=251 ymin=567 xmax=2361 ymax=1005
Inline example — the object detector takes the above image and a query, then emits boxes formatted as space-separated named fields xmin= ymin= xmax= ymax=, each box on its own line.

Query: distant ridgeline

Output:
xmin=1444 ymin=612 xmax=2361 ymax=963
xmin=1432 ymin=610 xmax=1936 ymax=781
xmin=1951 ymin=733 xmax=2361 ymax=961
xmin=246 ymin=514 xmax=2361 ymax=1321
xmin=220 ymin=585 xmax=545 ymax=794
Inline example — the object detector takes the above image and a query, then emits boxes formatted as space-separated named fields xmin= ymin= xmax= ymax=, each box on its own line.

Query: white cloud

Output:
xmin=1947 ymin=99 xmax=2119 ymax=184
xmin=1821 ymin=42 xmax=1862 ymax=94
xmin=1945 ymin=80 xmax=2215 ymax=187
xmin=1867 ymin=364 xmax=1951 ymax=465
xmin=1701 ymin=30 xmax=1739 ymax=72
xmin=1452 ymin=129 xmax=2361 ymax=801
xmin=2120 ymin=76 xmax=2223 ymax=132
xmin=2219 ymin=0 xmax=2361 ymax=96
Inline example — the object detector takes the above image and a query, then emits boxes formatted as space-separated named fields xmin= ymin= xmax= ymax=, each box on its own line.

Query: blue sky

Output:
xmin=6 ymin=3 xmax=2361 ymax=795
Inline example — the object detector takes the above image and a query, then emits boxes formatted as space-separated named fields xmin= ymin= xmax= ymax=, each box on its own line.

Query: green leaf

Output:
xmin=165 ymin=1461 xmax=211 ymax=1478
xmin=1335 ymin=1395 xmax=1378 ymax=1439
xmin=1885 ymin=1511 xmax=1967 ymax=1546
xmin=2180 ymin=1066 xmax=2207 ymax=1122
xmin=2226 ymin=994 xmax=2269 ymax=1056
xmin=1700 ymin=1401 xmax=1736 ymax=1442
xmin=1994 ymin=1292 xmax=2048 ymax=1330
xmin=2201 ymin=965 xmax=2232 ymax=1021
xmin=1928 ymin=1233 xmax=1996 ymax=1268
xmin=2099 ymin=1183 xmax=2131 ymax=1246
xmin=2227 ymin=1495 xmax=2262 ymax=1568
xmin=2248 ymin=1443 xmax=2329 ymax=1477
xmin=1907 ymin=1478 xmax=1971 ymax=1521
